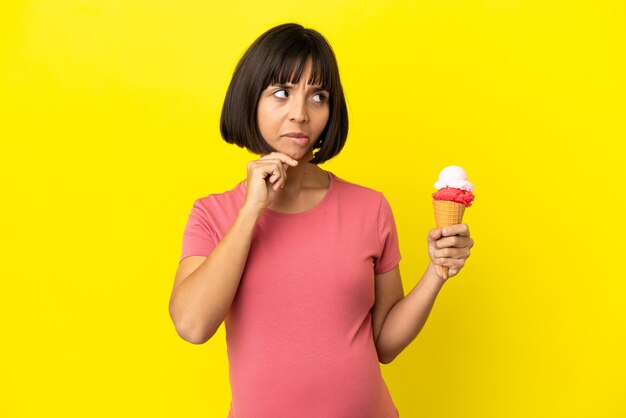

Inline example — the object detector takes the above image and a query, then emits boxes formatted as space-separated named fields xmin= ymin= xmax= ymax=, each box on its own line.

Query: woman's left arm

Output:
xmin=374 ymin=224 xmax=473 ymax=364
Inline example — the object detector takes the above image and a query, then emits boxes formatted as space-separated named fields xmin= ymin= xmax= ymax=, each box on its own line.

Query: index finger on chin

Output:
xmin=269 ymin=151 xmax=298 ymax=165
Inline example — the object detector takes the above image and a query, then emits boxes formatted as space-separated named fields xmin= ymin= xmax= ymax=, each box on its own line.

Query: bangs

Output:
xmin=267 ymin=48 xmax=332 ymax=90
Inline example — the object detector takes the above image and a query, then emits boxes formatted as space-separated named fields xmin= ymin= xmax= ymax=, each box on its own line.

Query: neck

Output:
xmin=282 ymin=160 xmax=326 ymax=193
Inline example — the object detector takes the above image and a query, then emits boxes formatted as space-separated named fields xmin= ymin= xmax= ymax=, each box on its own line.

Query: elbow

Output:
xmin=377 ymin=347 xmax=396 ymax=365
xmin=176 ymin=323 xmax=212 ymax=345
xmin=378 ymin=355 xmax=392 ymax=365
xmin=169 ymin=304 xmax=214 ymax=345
xmin=379 ymin=355 xmax=397 ymax=365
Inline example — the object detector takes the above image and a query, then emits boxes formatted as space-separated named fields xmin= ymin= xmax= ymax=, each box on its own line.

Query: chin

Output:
xmin=291 ymin=149 xmax=311 ymax=160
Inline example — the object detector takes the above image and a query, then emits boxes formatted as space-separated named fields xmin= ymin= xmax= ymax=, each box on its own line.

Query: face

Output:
xmin=256 ymin=58 xmax=330 ymax=161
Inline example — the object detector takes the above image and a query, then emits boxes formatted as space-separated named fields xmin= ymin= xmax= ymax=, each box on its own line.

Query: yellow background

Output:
xmin=1 ymin=1 xmax=624 ymax=417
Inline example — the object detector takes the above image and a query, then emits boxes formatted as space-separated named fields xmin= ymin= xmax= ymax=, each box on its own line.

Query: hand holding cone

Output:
xmin=432 ymin=166 xmax=475 ymax=280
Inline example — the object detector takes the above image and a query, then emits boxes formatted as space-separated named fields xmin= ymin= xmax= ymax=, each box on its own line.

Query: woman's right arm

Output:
xmin=168 ymin=152 xmax=298 ymax=344
xmin=169 ymin=206 xmax=261 ymax=344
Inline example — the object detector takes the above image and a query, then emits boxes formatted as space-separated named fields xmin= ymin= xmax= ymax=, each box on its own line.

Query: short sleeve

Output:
xmin=374 ymin=194 xmax=402 ymax=275
xmin=179 ymin=199 xmax=218 ymax=263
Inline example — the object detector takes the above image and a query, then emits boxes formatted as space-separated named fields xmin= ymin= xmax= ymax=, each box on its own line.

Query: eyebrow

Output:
xmin=273 ymin=83 xmax=328 ymax=92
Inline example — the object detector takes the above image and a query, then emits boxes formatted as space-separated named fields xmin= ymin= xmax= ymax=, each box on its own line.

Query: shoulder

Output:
xmin=331 ymin=174 xmax=396 ymax=223
xmin=332 ymin=173 xmax=385 ymax=203
xmin=189 ymin=181 xmax=245 ymax=216
xmin=335 ymin=172 xmax=391 ymax=220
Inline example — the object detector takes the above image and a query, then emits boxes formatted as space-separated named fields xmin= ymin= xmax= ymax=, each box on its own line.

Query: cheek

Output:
xmin=314 ymin=108 xmax=330 ymax=129
xmin=319 ymin=113 xmax=330 ymax=133
xmin=257 ymin=107 xmax=276 ymax=132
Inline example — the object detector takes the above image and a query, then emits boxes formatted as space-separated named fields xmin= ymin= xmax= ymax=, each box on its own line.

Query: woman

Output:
xmin=169 ymin=23 xmax=473 ymax=418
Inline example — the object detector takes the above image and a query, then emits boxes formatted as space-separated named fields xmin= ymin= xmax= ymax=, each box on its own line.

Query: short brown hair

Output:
xmin=220 ymin=23 xmax=348 ymax=164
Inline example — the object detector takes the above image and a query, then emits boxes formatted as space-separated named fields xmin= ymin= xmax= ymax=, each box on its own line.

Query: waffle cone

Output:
xmin=432 ymin=200 xmax=466 ymax=279
xmin=433 ymin=200 xmax=465 ymax=228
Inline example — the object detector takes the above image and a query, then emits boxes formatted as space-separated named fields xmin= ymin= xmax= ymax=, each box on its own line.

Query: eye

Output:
xmin=312 ymin=93 xmax=328 ymax=103
xmin=273 ymin=89 xmax=288 ymax=98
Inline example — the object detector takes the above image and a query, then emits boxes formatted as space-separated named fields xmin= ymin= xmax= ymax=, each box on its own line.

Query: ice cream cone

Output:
xmin=433 ymin=200 xmax=465 ymax=279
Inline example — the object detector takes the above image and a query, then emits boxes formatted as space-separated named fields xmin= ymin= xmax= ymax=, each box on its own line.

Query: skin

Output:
xmin=170 ymin=57 xmax=475 ymax=360
xmin=373 ymin=224 xmax=474 ymax=364
xmin=244 ymin=58 xmax=331 ymax=214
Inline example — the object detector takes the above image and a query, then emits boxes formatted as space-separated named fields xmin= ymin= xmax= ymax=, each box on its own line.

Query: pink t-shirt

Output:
xmin=180 ymin=171 xmax=401 ymax=418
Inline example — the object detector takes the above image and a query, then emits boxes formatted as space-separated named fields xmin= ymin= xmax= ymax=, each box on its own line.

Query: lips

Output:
xmin=283 ymin=132 xmax=309 ymax=138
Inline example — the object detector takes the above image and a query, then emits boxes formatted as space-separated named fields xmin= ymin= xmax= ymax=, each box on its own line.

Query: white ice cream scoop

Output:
xmin=434 ymin=165 xmax=474 ymax=192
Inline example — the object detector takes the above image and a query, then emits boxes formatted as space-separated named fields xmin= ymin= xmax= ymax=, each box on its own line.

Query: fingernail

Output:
xmin=442 ymin=228 xmax=447 ymax=235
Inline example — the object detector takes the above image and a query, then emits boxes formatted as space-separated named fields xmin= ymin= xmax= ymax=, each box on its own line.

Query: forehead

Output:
xmin=266 ymin=53 xmax=331 ymax=90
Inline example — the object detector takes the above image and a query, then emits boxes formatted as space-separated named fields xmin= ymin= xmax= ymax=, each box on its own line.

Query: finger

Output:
xmin=260 ymin=152 xmax=299 ymax=167
xmin=255 ymin=157 xmax=294 ymax=180
xmin=270 ymin=164 xmax=286 ymax=190
xmin=272 ymin=162 xmax=289 ymax=191
xmin=428 ymin=228 xmax=442 ymax=242
xmin=435 ymin=236 xmax=474 ymax=249
xmin=255 ymin=157 xmax=291 ymax=171
xmin=433 ymin=247 xmax=471 ymax=259
xmin=268 ymin=170 xmax=280 ymax=185
xmin=442 ymin=223 xmax=470 ymax=237
xmin=256 ymin=159 xmax=286 ymax=178
xmin=251 ymin=163 xmax=283 ymax=188
xmin=255 ymin=161 xmax=282 ymax=178
xmin=434 ymin=257 xmax=466 ymax=268
xmin=264 ymin=159 xmax=291 ymax=173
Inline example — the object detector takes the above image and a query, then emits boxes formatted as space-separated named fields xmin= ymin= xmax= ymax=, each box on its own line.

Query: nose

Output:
xmin=288 ymin=94 xmax=308 ymax=123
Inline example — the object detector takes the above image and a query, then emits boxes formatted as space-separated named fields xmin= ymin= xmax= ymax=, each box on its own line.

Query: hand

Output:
xmin=242 ymin=152 xmax=299 ymax=213
xmin=427 ymin=224 xmax=474 ymax=282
